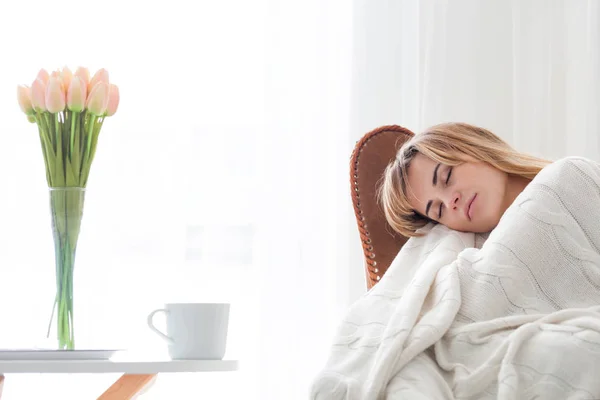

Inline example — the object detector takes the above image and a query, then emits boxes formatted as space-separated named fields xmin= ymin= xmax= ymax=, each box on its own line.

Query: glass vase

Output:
xmin=48 ymin=187 xmax=86 ymax=350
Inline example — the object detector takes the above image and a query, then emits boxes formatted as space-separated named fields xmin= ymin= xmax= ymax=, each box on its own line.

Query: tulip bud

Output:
xmin=61 ymin=66 xmax=73 ymax=92
xmin=88 ymin=68 xmax=109 ymax=92
xmin=67 ymin=77 xmax=87 ymax=112
xmin=36 ymin=69 xmax=49 ymax=85
xmin=17 ymin=85 xmax=34 ymax=115
xmin=74 ymin=67 xmax=90 ymax=88
xmin=50 ymin=70 xmax=66 ymax=92
xmin=45 ymin=76 xmax=66 ymax=113
xmin=106 ymin=84 xmax=120 ymax=116
xmin=86 ymin=81 xmax=109 ymax=116
xmin=31 ymin=79 xmax=47 ymax=112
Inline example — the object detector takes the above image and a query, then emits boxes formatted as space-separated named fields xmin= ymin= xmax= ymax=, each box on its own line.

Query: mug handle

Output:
xmin=147 ymin=309 xmax=174 ymax=344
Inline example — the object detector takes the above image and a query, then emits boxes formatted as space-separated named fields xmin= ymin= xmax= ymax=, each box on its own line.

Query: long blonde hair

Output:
xmin=379 ymin=122 xmax=551 ymax=237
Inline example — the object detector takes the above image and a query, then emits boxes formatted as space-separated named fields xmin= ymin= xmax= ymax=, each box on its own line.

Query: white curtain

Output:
xmin=0 ymin=1 xmax=599 ymax=399
xmin=354 ymin=0 xmax=600 ymax=160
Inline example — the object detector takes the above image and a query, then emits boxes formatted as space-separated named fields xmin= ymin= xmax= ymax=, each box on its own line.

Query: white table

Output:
xmin=0 ymin=354 xmax=238 ymax=399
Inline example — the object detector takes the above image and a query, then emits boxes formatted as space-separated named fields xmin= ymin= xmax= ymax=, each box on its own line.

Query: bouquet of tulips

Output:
xmin=17 ymin=67 xmax=119 ymax=349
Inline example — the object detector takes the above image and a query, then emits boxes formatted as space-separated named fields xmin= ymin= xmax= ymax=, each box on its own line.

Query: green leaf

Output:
xmin=44 ymin=113 xmax=56 ymax=153
xmin=70 ymin=111 xmax=79 ymax=162
xmin=54 ymin=115 xmax=65 ymax=187
xmin=65 ymin=159 xmax=78 ymax=187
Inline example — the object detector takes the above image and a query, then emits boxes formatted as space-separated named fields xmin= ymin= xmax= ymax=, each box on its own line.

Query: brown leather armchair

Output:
xmin=350 ymin=125 xmax=415 ymax=289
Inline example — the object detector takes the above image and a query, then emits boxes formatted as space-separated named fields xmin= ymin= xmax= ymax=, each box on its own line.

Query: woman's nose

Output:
xmin=446 ymin=192 xmax=461 ymax=210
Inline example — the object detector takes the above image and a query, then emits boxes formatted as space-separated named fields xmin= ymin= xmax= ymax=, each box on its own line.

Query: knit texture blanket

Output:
xmin=310 ymin=156 xmax=600 ymax=399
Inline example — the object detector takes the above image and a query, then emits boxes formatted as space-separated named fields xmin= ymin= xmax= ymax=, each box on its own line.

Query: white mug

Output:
xmin=147 ymin=303 xmax=230 ymax=360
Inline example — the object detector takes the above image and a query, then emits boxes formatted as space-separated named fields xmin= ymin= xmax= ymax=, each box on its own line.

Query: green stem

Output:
xmin=70 ymin=111 xmax=77 ymax=159
xmin=37 ymin=123 xmax=52 ymax=186
xmin=55 ymin=115 xmax=65 ymax=187
xmin=60 ymin=249 xmax=70 ymax=348
xmin=89 ymin=118 xmax=104 ymax=163
xmin=83 ymin=118 xmax=103 ymax=187
xmin=63 ymin=250 xmax=69 ymax=347
xmin=79 ymin=115 xmax=99 ymax=187
xmin=44 ymin=113 xmax=55 ymax=153
xmin=58 ymin=289 xmax=64 ymax=347
xmin=85 ymin=116 xmax=96 ymax=161
xmin=37 ymin=113 xmax=57 ymax=187
xmin=62 ymin=194 xmax=70 ymax=349
xmin=72 ymin=113 xmax=82 ymax=185
xmin=65 ymin=238 xmax=73 ymax=348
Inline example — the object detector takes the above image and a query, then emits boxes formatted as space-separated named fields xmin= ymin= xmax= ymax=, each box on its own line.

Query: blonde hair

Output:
xmin=379 ymin=122 xmax=551 ymax=237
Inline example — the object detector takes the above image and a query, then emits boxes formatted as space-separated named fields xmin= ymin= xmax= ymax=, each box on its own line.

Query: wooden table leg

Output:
xmin=0 ymin=374 xmax=4 ymax=400
xmin=97 ymin=374 xmax=157 ymax=400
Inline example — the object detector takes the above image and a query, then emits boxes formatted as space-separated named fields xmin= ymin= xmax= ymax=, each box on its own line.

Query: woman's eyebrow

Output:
xmin=432 ymin=163 xmax=441 ymax=186
xmin=425 ymin=163 xmax=442 ymax=216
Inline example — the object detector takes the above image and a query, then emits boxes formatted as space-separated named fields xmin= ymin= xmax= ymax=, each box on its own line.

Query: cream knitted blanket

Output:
xmin=311 ymin=156 xmax=600 ymax=399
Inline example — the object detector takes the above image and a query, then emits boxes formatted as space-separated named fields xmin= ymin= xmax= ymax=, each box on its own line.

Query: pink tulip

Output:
xmin=106 ymin=84 xmax=120 ymax=116
xmin=31 ymin=79 xmax=47 ymax=112
xmin=17 ymin=85 xmax=33 ymax=115
xmin=74 ymin=67 xmax=90 ymax=88
xmin=67 ymin=77 xmax=87 ymax=112
xmin=36 ymin=69 xmax=49 ymax=85
xmin=45 ymin=76 xmax=66 ymax=113
xmin=61 ymin=66 xmax=73 ymax=91
xmin=86 ymin=81 xmax=109 ymax=116
xmin=50 ymin=70 xmax=65 ymax=92
xmin=88 ymin=68 xmax=109 ymax=92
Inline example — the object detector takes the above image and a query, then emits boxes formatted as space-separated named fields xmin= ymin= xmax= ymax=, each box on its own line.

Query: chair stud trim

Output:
xmin=349 ymin=125 xmax=413 ymax=288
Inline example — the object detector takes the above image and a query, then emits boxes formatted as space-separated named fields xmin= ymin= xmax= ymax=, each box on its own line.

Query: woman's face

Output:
xmin=405 ymin=153 xmax=510 ymax=233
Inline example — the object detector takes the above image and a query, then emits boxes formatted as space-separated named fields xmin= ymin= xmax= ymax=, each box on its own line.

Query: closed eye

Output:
xmin=445 ymin=167 xmax=453 ymax=185
xmin=438 ymin=167 xmax=453 ymax=218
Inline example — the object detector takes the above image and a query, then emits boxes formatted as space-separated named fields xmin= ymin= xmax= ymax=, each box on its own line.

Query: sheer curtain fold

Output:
xmin=415 ymin=0 xmax=600 ymax=160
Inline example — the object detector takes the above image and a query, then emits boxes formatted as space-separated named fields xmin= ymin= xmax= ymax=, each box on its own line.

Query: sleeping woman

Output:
xmin=367 ymin=122 xmax=600 ymax=399
xmin=378 ymin=122 xmax=551 ymax=237
xmin=312 ymin=121 xmax=600 ymax=400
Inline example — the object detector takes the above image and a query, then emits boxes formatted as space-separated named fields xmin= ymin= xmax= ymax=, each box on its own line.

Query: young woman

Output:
xmin=379 ymin=122 xmax=551 ymax=237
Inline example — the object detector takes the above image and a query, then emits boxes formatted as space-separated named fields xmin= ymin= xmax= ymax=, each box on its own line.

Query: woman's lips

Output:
xmin=466 ymin=194 xmax=477 ymax=221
